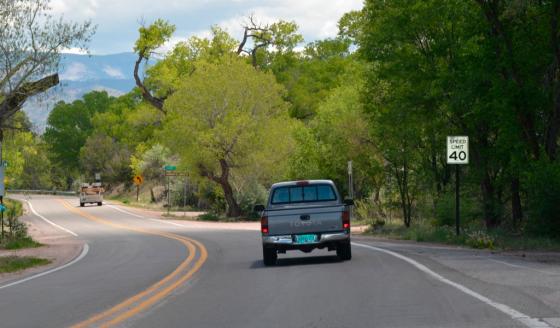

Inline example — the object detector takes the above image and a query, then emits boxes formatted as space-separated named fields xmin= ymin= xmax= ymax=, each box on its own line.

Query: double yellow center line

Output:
xmin=58 ymin=200 xmax=208 ymax=328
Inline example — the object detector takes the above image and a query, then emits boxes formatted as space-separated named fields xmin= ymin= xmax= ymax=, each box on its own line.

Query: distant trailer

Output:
xmin=80 ymin=183 xmax=104 ymax=207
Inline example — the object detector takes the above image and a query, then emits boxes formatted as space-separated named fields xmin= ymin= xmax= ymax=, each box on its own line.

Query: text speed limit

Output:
xmin=447 ymin=136 xmax=469 ymax=164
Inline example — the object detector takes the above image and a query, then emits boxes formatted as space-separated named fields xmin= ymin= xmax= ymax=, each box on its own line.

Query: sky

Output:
xmin=50 ymin=0 xmax=364 ymax=55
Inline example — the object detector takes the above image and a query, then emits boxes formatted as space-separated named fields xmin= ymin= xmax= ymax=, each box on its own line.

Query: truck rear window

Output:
xmin=271 ymin=184 xmax=337 ymax=204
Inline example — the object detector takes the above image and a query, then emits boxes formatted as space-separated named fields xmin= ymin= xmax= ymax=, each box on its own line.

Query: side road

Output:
xmin=114 ymin=201 xmax=560 ymax=326
xmin=0 ymin=197 xmax=84 ymax=285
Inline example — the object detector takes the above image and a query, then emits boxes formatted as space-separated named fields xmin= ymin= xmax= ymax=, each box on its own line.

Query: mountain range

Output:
xmin=23 ymin=53 xmax=142 ymax=132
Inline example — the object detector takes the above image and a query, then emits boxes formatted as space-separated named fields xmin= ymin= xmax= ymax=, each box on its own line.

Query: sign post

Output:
xmin=347 ymin=161 xmax=354 ymax=219
xmin=133 ymin=175 xmax=144 ymax=202
xmin=164 ymin=166 xmax=177 ymax=215
xmin=447 ymin=136 xmax=469 ymax=236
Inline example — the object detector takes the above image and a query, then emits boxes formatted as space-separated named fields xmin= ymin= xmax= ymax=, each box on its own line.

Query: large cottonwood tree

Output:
xmin=160 ymin=57 xmax=295 ymax=217
xmin=0 ymin=0 xmax=94 ymax=155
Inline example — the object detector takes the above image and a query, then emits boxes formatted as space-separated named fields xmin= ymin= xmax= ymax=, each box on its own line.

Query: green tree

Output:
xmin=160 ymin=57 xmax=294 ymax=217
xmin=0 ymin=0 xmax=94 ymax=158
xmin=2 ymin=112 xmax=53 ymax=190
xmin=79 ymin=133 xmax=132 ymax=186
xmin=273 ymin=37 xmax=357 ymax=119
xmin=289 ymin=74 xmax=381 ymax=198
xmin=133 ymin=19 xmax=176 ymax=112
xmin=44 ymin=91 xmax=114 ymax=178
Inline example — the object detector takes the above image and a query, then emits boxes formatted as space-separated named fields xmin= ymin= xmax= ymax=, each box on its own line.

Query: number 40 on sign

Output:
xmin=447 ymin=136 xmax=469 ymax=164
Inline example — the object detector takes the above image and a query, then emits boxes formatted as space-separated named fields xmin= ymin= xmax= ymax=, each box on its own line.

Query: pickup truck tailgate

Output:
xmin=267 ymin=205 xmax=344 ymax=235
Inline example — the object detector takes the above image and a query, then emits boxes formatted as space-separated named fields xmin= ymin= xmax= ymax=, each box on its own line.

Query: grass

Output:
xmin=107 ymin=195 xmax=199 ymax=213
xmin=0 ymin=256 xmax=51 ymax=274
xmin=366 ymin=222 xmax=560 ymax=251
xmin=2 ymin=237 xmax=42 ymax=250
xmin=195 ymin=212 xmax=259 ymax=222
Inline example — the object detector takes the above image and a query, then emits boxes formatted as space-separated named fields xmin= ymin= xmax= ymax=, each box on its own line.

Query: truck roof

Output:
xmin=270 ymin=180 xmax=335 ymax=189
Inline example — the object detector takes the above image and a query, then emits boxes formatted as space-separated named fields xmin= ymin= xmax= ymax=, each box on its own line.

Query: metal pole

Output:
xmin=0 ymin=131 xmax=4 ymax=241
xmin=183 ymin=180 xmax=187 ymax=217
xmin=455 ymin=165 xmax=460 ymax=236
xmin=0 ymin=196 xmax=3 ymax=241
xmin=167 ymin=175 xmax=170 ymax=216
xmin=348 ymin=161 xmax=354 ymax=219
xmin=136 ymin=185 xmax=139 ymax=202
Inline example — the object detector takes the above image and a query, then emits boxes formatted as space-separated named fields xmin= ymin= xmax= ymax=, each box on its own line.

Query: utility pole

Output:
xmin=348 ymin=161 xmax=354 ymax=219
xmin=0 ymin=130 xmax=4 ymax=242
xmin=183 ymin=179 xmax=187 ymax=217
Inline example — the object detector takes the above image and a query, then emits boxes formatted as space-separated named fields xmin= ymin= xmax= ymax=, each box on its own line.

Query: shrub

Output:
xmin=525 ymin=161 xmax=560 ymax=238
xmin=197 ymin=213 xmax=220 ymax=221
xmin=465 ymin=230 xmax=495 ymax=249
xmin=434 ymin=193 xmax=481 ymax=227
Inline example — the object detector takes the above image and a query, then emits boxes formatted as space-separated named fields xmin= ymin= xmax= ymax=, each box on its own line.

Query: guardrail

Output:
xmin=7 ymin=189 xmax=78 ymax=196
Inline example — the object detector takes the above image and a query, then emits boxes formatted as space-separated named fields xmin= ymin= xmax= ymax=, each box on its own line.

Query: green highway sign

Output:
xmin=164 ymin=165 xmax=177 ymax=171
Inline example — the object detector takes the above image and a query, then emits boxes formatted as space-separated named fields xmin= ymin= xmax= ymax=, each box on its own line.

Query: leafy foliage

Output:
xmin=160 ymin=57 xmax=295 ymax=216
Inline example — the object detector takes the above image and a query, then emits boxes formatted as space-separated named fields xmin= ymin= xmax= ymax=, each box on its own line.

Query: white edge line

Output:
xmin=0 ymin=243 xmax=89 ymax=290
xmin=106 ymin=204 xmax=186 ymax=227
xmin=352 ymin=242 xmax=551 ymax=328
xmin=26 ymin=200 xmax=79 ymax=237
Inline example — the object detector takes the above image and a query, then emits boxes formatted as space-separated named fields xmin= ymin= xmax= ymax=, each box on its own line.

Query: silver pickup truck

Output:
xmin=254 ymin=180 xmax=354 ymax=266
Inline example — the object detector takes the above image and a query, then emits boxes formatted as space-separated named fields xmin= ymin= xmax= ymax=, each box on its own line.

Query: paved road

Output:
xmin=0 ymin=195 xmax=557 ymax=328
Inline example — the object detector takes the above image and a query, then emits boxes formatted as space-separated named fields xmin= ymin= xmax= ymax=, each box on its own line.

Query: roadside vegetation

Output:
xmin=0 ymin=199 xmax=42 ymax=250
xmin=3 ymin=1 xmax=560 ymax=250
xmin=0 ymin=256 xmax=50 ymax=274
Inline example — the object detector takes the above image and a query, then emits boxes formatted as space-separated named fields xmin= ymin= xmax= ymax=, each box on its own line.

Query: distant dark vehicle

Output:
xmin=254 ymin=180 xmax=353 ymax=266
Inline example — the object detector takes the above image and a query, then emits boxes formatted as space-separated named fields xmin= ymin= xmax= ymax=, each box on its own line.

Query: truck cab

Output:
xmin=255 ymin=180 xmax=353 ymax=266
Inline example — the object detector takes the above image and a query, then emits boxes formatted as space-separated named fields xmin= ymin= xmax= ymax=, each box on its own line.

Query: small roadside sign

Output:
xmin=133 ymin=175 xmax=144 ymax=186
xmin=95 ymin=173 xmax=101 ymax=181
xmin=447 ymin=136 xmax=468 ymax=237
xmin=164 ymin=165 xmax=177 ymax=171
xmin=447 ymin=136 xmax=469 ymax=165
xmin=0 ymin=204 xmax=5 ymax=213
xmin=1 ymin=161 xmax=7 ymax=167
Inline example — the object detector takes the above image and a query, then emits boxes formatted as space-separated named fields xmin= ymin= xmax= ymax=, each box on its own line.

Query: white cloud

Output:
xmin=60 ymin=62 xmax=89 ymax=81
xmin=48 ymin=0 xmax=364 ymax=54
xmin=245 ymin=0 xmax=363 ymax=39
xmin=61 ymin=47 xmax=90 ymax=55
xmin=103 ymin=65 xmax=125 ymax=79
xmin=92 ymin=85 xmax=125 ymax=96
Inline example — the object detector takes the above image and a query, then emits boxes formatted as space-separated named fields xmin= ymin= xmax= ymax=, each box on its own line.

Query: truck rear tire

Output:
xmin=80 ymin=202 xmax=85 ymax=207
xmin=263 ymin=247 xmax=277 ymax=266
xmin=97 ymin=202 xmax=102 ymax=206
xmin=337 ymin=241 xmax=352 ymax=261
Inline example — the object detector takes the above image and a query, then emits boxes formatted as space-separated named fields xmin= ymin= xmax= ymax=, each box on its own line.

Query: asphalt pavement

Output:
xmin=0 ymin=195 xmax=557 ymax=328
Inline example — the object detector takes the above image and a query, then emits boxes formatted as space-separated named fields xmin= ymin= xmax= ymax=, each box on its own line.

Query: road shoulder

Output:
xmin=353 ymin=235 xmax=560 ymax=326
xmin=0 ymin=201 xmax=84 ymax=285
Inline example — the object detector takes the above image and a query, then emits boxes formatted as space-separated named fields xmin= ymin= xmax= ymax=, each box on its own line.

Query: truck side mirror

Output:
xmin=343 ymin=198 xmax=354 ymax=206
xmin=254 ymin=204 xmax=265 ymax=212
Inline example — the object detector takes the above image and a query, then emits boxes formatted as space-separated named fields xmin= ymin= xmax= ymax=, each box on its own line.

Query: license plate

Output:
xmin=295 ymin=234 xmax=317 ymax=244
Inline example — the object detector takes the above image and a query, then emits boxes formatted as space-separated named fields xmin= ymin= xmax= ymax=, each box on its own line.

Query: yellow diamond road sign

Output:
xmin=133 ymin=175 xmax=144 ymax=186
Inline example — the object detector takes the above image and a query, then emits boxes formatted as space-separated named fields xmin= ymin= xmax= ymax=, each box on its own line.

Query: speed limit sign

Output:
xmin=447 ymin=136 xmax=469 ymax=164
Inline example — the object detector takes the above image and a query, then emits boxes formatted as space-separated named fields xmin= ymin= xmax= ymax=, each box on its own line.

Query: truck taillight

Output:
xmin=261 ymin=216 xmax=269 ymax=235
xmin=342 ymin=211 xmax=350 ymax=229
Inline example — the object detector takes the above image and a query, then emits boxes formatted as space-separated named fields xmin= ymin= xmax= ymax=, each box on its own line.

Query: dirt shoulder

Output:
xmin=0 ymin=200 xmax=84 ymax=285
xmin=354 ymin=233 xmax=560 ymax=264
xmin=111 ymin=201 xmax=370 ymax=233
